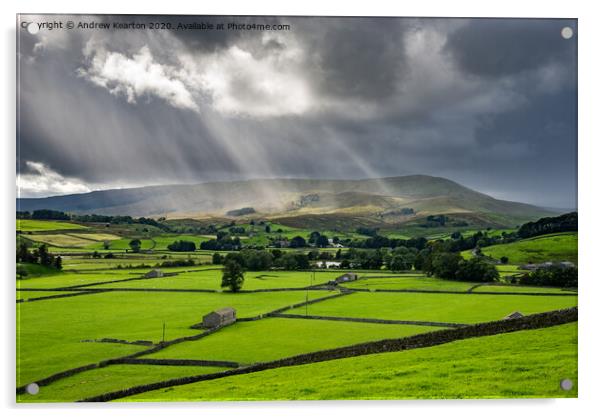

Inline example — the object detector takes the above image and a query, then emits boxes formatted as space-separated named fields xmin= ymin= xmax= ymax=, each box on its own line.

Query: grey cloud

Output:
xmin=445 ymin=18 xmax=576 ymax=77
xmin=16 ymin=15 xmax=577 ymax=208
xmin=297 ymin=18 xmax=408 ymax=101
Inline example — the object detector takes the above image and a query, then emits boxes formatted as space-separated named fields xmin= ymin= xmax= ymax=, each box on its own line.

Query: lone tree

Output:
xmin=212 ymin=252 xmax=223 ymax=265
xmin=129 ymin=239 xmax=142 ymax=253
xmin=221 ymin=260 xmax=245 ymax=292
xmin=289 ymin=236 xmax=307 ymax=248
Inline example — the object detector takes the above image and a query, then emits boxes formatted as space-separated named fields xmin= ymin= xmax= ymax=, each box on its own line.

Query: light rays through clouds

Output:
xmin=17 ymin=16 xmax=577 ymax=208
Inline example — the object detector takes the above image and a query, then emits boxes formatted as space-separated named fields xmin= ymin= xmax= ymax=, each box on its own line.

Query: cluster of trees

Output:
xmin=214 ymin=249 xmax=310 ymax=271
xmin=520 ymin=266 xmax=578 ymax=288
xmin=16 ymin=243 xmax=62 ymax=277
xmin=422 ymin=251 xmax=499 ymax=282
xmin=308 ymin=231 xmax=330 ymax=248
xmin=158 ymin=258 xmax=196 ymax=268
xmin=517 ymin=212 xmax=577 ymax=239
xmin=347 ymin=236 xmax=428 ymax=250
xmin=74 ymin=214 xmax=170 ymax=231
xmin=228 ymin=226 xmax=246 ymax=234
xmin=18 ymin=209 xmax=70 ymax=220
xmin=355 ymin=227 xmax=380 ymax=237
xmin=200 ymin=234 xmax=242 ymax=251
xmin=418 ymin=215 xmax=468 ymax=228
xmin=166 ymin=240 xmax=196 ymax=252
xmin=420 ymin=214 xmax=449 ymax=228
xmin=289 ymin=236 xmax=307 ymax=248
xmin=19 ymin=209 xmax=176 ymax=231
xmin=207 ymin=244 xmax=500 ymax=282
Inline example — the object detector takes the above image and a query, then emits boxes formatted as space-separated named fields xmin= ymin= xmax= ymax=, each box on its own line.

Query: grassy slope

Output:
xmin=126 ymin=322 xmax=577 ymax=401
xmin=462 ymin=232 xmax=577 ymax=264
xmin=147 ymin=318 xmax=440 ymax=364
xmin=286 ymin=292 xmax=577 ymax=324
xmin=26 ymin=234 xmax=104 ymax=248
xmin=17 ymin=219 xmax=88 ymax=232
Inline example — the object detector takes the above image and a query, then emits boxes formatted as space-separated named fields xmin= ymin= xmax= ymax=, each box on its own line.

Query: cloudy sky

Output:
xmin=17 ymin=15 xmax=577 ymax=208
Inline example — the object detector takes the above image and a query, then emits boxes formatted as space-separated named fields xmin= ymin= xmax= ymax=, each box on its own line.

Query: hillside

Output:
xmin=17 ymin=175 xmax=556 ymax=229
xmin=462 ymin=232 xmax=578 ymax=265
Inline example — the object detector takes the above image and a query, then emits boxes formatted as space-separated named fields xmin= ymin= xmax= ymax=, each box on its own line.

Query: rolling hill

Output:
xmin=17 ymin=175 xmax=557 ymax=229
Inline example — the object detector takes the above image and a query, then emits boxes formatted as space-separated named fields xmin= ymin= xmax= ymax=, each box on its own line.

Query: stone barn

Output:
xmin=503 ymin=311 xmax=524 ymax=320
xmin=335 ymin=272 xmax=358 ymax=283
xmin=202 ymin=307 xmax=237 ymax=328
xmin=144 ymin=269 xmax=164 ymax=278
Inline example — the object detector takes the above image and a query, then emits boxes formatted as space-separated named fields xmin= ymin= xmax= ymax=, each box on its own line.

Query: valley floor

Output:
xmin=17 ymin=265 xmax=577 ymax=402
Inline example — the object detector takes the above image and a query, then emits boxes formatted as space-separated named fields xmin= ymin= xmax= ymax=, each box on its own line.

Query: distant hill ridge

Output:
xmin=17 ymin=175 xmax=557 ymax=227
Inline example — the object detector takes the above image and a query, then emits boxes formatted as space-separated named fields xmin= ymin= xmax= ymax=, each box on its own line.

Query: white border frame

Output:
xmin=2 ymin=1 xmax=600 ymax=416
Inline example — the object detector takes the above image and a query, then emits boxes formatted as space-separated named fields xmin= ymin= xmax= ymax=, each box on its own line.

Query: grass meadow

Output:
xmin=15 ymin=220 xmax=578 ymax=402
xmin=147 ymin=318 xmax=440 ymax=364
xmin=286 ymin=291 xmax=577 ymax=324
xmin=126 ymin=322 xmax=577 ymax=401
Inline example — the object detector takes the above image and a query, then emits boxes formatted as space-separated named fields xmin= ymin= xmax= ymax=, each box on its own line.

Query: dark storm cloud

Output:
xmin=297 ymin=18 xmax=408 ymax=101
xmin=445 ymin=18 xmax=576 ymax=77
xmin=16 ymin=15 xmax=577 ymax=208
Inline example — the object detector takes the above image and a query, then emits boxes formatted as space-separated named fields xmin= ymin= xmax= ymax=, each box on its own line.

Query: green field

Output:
xmin=17 ymin=219 xmax=88 ymax=232
xmin=126 ymin=322 xmax=577 ymax=401
xmin=25 ymin=233 xmax=102 ymax=248
xmin=286 ymin=292 xmax=577 ymax=324
xmin=17 ymin=270 xmax=148 ymax=290
xmin=17 ymin=290 xmax=83 ymax=300
xmin=496 ymin=264 xmax=521 ymax=276
xmin=463 ymin=233 xmax=578 ymax=265
xmin=18 ymin=365 xmax=227 ymax=403
xmin=87 ymin=269 xmax=341 ymax=291
xmin=16 ymin=289 xmax=330 ymax=386
xmin=473 ymin=285 xmax=575 ymax=294
xmin=15 ymin=218 xmax=579 ymax=402
xmin=344 ymin=276 xmax=475 ymax=292
xmin=148 ymin=318 xmax=440 ymax=364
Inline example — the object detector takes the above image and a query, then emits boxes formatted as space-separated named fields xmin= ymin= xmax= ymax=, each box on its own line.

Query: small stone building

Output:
xmin=145 ymin=269 xmax=164 ymax=278
xmin=335 ymin=272 xmax=358 ymax=283
xmin=503 ymin=311 xmax=524 ymax=320
xmin=202 ymin=307 xmax=236 ymax=328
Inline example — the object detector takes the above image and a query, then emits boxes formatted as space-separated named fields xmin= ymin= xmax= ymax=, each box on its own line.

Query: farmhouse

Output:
xmin=335 ymin=272 xmax=358 ymax=283
xmin=318 ymin=261 xmax=342 ymax=269
xmin=503 ymin=311 xmax=524 ymax=320
xmin=144 ymin=269 xmax=163 ymax=278
xmin=202 ymin=307 xmax=236 ymax=328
